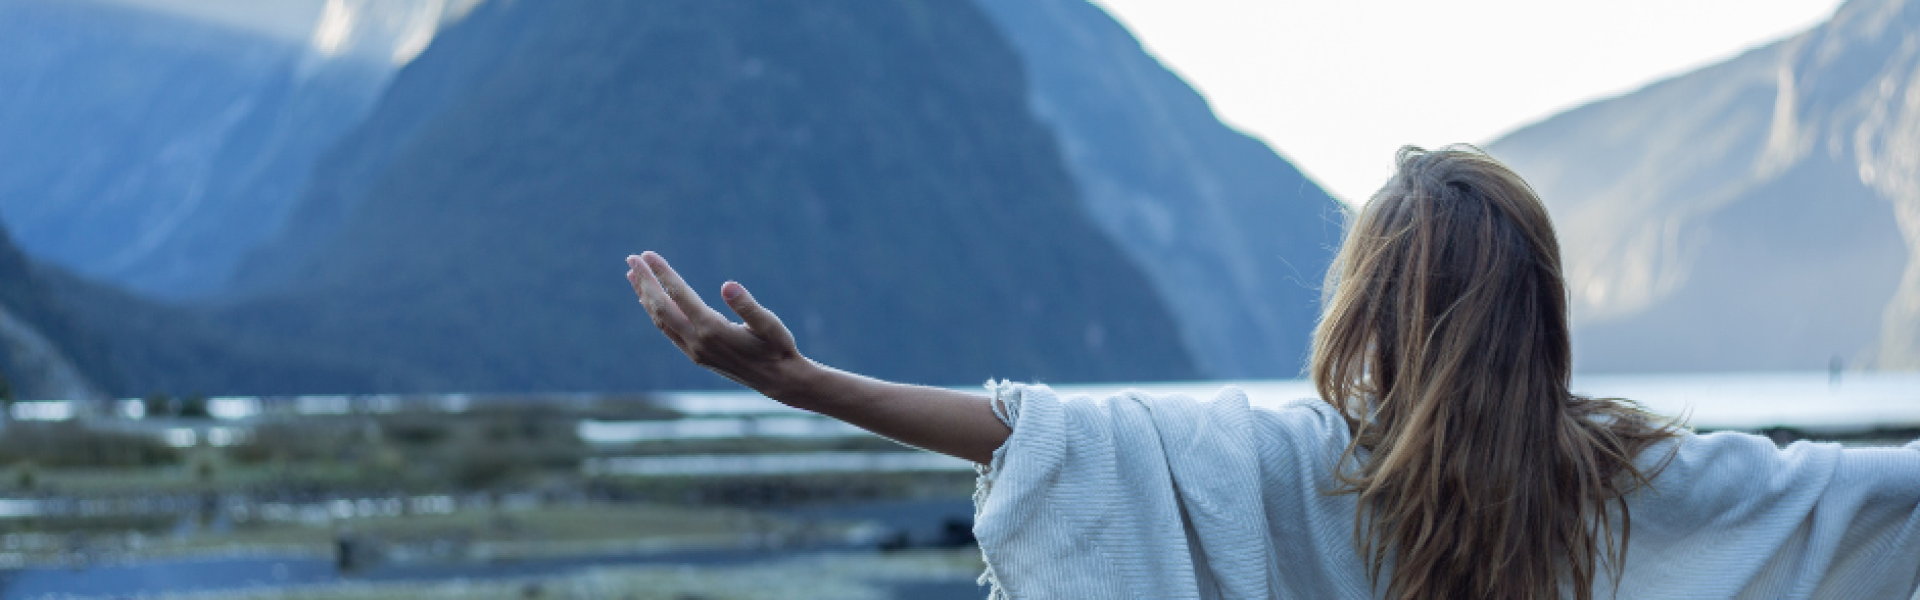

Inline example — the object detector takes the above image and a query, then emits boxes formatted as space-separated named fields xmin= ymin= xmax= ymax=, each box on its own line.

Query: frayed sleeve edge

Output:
xmin=974 ymin=379 xmax=1026 ymax=599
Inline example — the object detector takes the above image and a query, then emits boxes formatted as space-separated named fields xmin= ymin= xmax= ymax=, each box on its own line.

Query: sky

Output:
xmin=1089 ymin=0 xmax=1847 ymax=203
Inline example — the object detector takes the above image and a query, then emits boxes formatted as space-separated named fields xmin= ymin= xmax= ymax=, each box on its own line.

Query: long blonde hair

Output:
xmin=1311 ymin=146 xmax=1679 ymax=599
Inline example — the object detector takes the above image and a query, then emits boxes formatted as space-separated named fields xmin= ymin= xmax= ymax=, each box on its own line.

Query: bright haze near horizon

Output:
xmin=1091 ymin=0 xmax=1847 ymax=204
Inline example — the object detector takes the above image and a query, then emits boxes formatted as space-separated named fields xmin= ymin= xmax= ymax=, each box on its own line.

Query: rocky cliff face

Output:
xmin=974 ymin=0 xmax=1343 ymax=379
xmin=1489 ymin=0 xmax=1920 ymax=372
xmin=220 ymin=0 xmax=1198 ymax=392
xmin=0 ymin=0 xmax=468 ymax=300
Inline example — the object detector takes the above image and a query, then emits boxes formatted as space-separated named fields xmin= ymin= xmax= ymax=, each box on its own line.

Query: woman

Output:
xmin=625 ymin=146 xmax=1920 ymax=599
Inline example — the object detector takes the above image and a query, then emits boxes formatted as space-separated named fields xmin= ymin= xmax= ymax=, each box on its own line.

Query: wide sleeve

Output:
xmin=970 ymin=381 xmax=1280 ymax=599
xmin=1608 ymin=433 xmax=1920 ymax=598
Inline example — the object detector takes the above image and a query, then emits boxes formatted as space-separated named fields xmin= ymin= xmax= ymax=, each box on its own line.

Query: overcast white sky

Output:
xmin=1089 ymin=0 xmax=1846 ymax=203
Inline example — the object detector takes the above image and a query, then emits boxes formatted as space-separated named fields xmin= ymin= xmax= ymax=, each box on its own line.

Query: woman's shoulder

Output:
xmin=1630 ymin=429 xmax=1856 ymax=517
xmin=1651 ymin=429 xmax=1838 ymax=476
xmin=1130 ymin=385 xmax=1351 ymax=440
xmin=986 ymin=381 xmax=1350 ymax=453
xmin=1225 ymin=390 xmax=1354 ymax=464
xmin=1240 ymin=391 xmax=1349 ymax=432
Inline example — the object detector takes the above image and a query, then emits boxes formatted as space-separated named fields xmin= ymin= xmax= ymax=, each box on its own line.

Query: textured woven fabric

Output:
xmin=971 ymin=381 xmax=1920 ymax=599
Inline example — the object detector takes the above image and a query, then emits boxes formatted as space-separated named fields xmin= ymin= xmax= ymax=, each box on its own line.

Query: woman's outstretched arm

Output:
xmin=624 ymin=252 xmax=1011 ymax=464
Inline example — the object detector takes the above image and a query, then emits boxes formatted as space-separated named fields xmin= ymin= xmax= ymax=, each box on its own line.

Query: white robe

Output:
xmin=970 ymin=382 xmax=1920 ymax=599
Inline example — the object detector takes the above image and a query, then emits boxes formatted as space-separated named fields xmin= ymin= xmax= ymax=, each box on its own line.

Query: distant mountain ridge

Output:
xmin=0 ymin=225 xmax=107 ymax=400
xmin=1489 ymin=0 xmax=1920 ymax=372
xmin=0 ymin=217 xmax=385 ymax=399
xmin=216 ymin=0 xmax=1199 ymax=392
xmin=3 ymin=0 xmax=1345 ymax=395
xmin=974 ymin=0 xmax=1342 ymax=379
xmin=0 ymin=0 xmax=469 ymax=300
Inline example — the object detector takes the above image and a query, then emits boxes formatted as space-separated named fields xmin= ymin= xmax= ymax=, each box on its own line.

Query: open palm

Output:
xmin=624 ymin=252 xmax=809 ymax=396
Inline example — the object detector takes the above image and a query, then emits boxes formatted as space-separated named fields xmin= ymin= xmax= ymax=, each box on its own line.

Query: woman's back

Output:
xmin=973 ymin=382 xmax=1920 ymax=599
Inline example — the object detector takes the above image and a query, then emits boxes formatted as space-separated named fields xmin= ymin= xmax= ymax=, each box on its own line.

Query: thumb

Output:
xmin=722 ymin=281 xmax=796 ymax=349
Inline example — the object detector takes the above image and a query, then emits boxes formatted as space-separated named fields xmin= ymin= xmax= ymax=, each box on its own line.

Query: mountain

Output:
xmin=1487 ymin=0 xmax=1920 ymax=373
xmin=0 ymin=225 xmax=109 ymax=400
xmin=974 ymin=0 xmax=1343 ymax=379
xmin=0 ymin=216 xmax=392 ymax=399
xmin=0 ymin=0 xmax=468 ymax=300
xmin=219 ymin=0 xmax=1199 ymax=393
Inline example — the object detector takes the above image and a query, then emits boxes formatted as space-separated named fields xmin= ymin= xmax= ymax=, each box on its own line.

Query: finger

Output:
xmin=721 ymin=281 xmax=797 ymax=351
xmin=642 ymin=251 xmax=727 ymax=325
xmin=633 ymin=255 xmax=696 ymax=335
xmin=650 ymin=307 xmax=691 ymax=348
xmin=627 ymin=257 xmax=692 ymax=349
xmin=625 ymin=256 xmax=648 ymax=301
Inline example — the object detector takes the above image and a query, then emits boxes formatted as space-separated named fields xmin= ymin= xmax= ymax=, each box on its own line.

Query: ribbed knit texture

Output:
xmin=972 ymin=381 xmax=1920 ymax=599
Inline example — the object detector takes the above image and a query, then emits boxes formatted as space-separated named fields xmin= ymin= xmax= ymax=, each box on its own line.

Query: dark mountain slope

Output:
xmin=222 ymin=0 xmax=1197 ymax=392
xmin=0 ymin=219 xmax=388 ymax=399
xmin=0 ymin=225 xmax=112 ymax=400
xmin=1488 ymin=0 xmax=1920 ymax=372
xmin=232 ymin=1 xmax=538 ymax=297
xmin=975 ymin=0 xmax=1343 ymax=379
